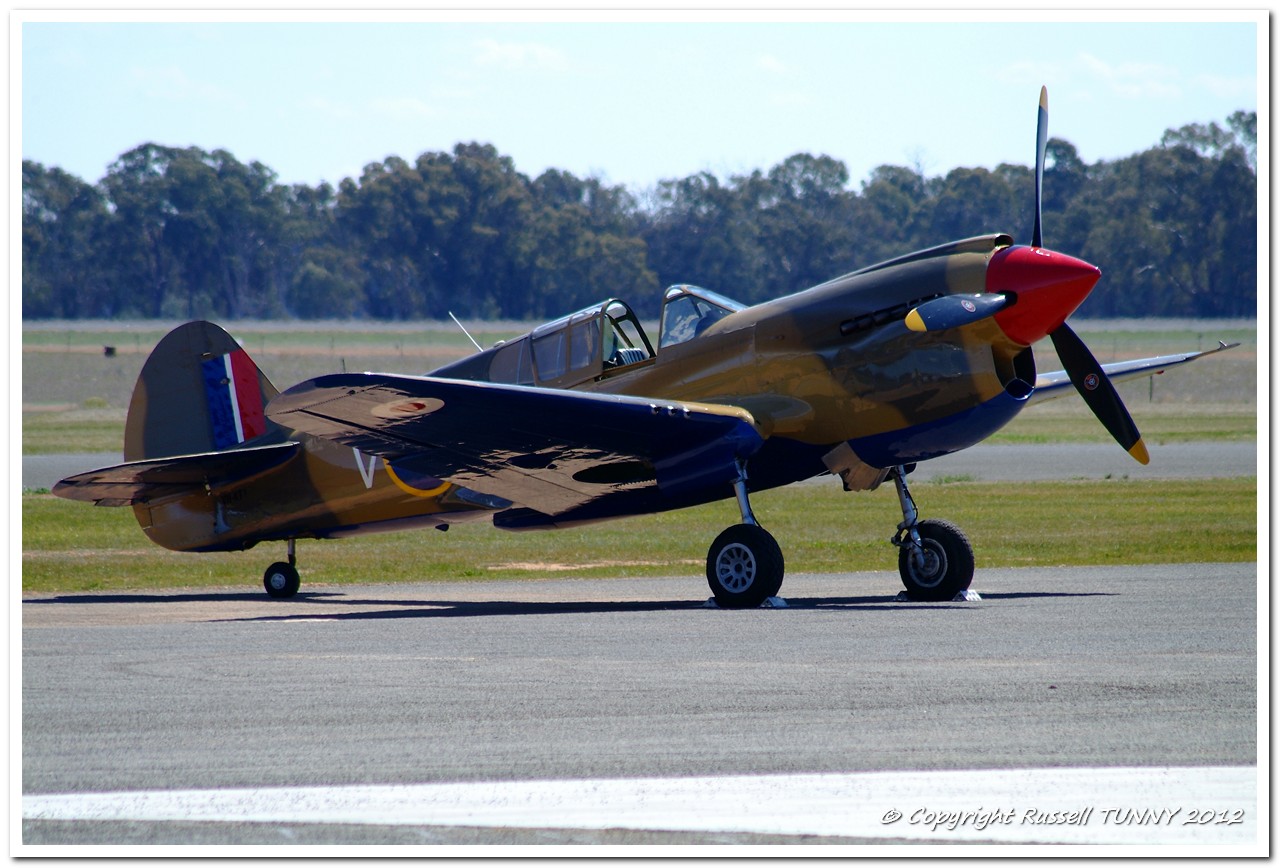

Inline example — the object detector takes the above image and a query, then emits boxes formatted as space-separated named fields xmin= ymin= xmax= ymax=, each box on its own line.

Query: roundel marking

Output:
xmin=373 ymin=396 xmax=445 ymax=420
xmin=1083 ymin=373 xmax=1100 ymax=391
xmin=961 ymin=299 xmax=977 ymax=313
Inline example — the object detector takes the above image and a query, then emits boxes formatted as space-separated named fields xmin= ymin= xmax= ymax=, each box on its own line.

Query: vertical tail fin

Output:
xmin=123 ymin=321 xmax=283 ymax=461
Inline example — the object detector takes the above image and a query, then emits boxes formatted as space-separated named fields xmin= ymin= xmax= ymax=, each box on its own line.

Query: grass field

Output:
xmin=19 ymin=319 xmax=1260 ymax=454
xmin=22 ymin=477 xmax=1257 ymax=595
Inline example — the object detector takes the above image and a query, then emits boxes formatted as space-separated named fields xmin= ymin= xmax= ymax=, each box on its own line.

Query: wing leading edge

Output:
xmin=1028 ymin=342 xmax=1240 ymax=405
xmin=267 ymin=374 xmax=766 ymax=518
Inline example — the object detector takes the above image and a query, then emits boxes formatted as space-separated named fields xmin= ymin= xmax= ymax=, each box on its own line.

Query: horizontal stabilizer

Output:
xmin=52 ymin=442 xmax=301 ymax=506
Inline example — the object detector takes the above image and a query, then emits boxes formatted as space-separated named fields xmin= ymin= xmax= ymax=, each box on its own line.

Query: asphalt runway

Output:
xmin=21 ymin=563 xmax=1260 ymax=851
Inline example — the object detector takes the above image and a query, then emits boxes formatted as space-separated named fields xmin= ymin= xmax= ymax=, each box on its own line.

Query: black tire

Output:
xmin=898 ymin=519 xmax=974 ymax=601
xmin=263 ymin=562 xmax=301 ymax=598
xmin=706 ymin=524 xmax=785 ymax=609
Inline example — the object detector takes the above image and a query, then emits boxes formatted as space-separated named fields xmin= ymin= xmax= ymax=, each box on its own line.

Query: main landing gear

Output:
xmin=263 ymin=539 xmax=301 ymax=599
xmin=889 ymin=465 xmax=974 ymax=601
xmin=258 ymin=467 xmax=971 ymax=605
xmin=705 ymin=462 xmax=975 ymax=607
xmin=705 ymin=461 xmax=785 ymax=608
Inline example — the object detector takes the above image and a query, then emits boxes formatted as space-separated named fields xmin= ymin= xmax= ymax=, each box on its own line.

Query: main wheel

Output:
xmin=898 ymin=519 xmax=974 ymax=601
xmin=706 ymin=524 xmax=785 ymax=609
xmin=263 ymin=562 xmax=301 ymax=598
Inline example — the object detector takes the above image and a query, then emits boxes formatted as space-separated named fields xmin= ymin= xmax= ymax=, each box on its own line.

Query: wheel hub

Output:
xmin=907 ymin=542 xmax=947 ymax=588
xmin=715 ymin=543 xmax=757 ymax=592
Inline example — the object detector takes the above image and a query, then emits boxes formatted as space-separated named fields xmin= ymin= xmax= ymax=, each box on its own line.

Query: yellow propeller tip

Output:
xmin=905 ymin=309 xmax=927 ymax=332
xmin=1129 ymin=439 xmax=1150 ymax=465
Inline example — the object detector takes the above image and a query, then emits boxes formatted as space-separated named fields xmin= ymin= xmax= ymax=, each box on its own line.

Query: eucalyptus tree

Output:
xmin=22 ymin=161 xmax=110 ymax=317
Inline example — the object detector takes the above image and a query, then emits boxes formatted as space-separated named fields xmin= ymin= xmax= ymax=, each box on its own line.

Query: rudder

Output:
xmin=124 ymin=321 xmax=283 ymax=461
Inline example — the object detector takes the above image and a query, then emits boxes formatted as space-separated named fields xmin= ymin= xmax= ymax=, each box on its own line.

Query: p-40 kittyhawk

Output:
xmin=55 ymin=88 xmax=1237 ymax=606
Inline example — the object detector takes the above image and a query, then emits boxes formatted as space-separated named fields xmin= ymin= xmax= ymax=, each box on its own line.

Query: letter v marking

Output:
xmin=353 ymin=447 xmax=379 ymax=488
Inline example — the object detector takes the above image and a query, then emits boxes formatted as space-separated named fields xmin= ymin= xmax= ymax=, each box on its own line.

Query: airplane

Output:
xmin=53 ymin=88 xmax=1238 ymax=607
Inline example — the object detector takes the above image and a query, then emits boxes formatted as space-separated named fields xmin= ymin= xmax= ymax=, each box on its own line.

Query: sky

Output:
xmin=16 ymin=11 xmax=1264 ymax=196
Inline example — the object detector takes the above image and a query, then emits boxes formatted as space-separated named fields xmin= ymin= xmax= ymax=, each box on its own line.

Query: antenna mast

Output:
xmin=448 ymin=312 xmax=484 ymax=352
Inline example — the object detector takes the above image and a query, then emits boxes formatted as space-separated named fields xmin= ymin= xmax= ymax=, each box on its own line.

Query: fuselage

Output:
xmin=583 ymin=234 xmax=1039 ymax=473
xmin=128 ymin=232 xmax=1103 ymax=550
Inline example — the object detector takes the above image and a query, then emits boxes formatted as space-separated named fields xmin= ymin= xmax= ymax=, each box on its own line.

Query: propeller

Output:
xmin=1049 ymin=323 xmax=1150 ymax=464
xmin=1032 ymin=85 xmax=1048 ymax=248
xmin=1032 ymin=86 xmax=1150 ymax=465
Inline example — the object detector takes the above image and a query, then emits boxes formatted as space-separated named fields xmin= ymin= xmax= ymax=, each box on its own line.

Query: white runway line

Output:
xmin=24 ymin=766 xmax=1259 ymax=847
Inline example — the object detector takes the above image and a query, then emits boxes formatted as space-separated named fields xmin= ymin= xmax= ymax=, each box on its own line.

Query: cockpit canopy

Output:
xmin=433 ymin=298 xmax=654 ymax=388
xmin=431 ymin=285 xmax=746 ymax=388
xmin=657 ymin=284 xmax=746 ymax=349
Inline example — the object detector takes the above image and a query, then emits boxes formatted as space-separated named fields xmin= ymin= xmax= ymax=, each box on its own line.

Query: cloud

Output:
xmin=128 ymin=65 xmax=242 ymax=107
xmin=370 ymin=97 xmax=436 ymax=121
xmin=428 ymin=84 xmax=481 ymax=102
xmin=994 ymin=60 xmax=1065 ymax=86
xmin=303 ymin=96 xmax=357 ymax=121
xmin=472 ymin=38 xmax=569 ymax=72
xmin=766 ymin=89 xmax=815 ymax=110
xmin=1077 ymin=52 xmax=1180 ymax=99
xmin=756 ymin=54 xmax=787 ymax=75
xmin=1194 ymin=73 xmax=1255 ymax=102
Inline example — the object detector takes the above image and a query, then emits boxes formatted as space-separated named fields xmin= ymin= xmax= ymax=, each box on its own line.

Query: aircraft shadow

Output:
xmin=24 ymin=591 xmax=349 ymax=606
xmin=23 ymin=589 xmax=1118 ymax=624
xmin=212 ymin=589 xmax=1119 ymax=623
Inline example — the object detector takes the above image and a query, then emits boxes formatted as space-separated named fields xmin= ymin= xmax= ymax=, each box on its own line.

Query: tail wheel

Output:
xmin=898 ymin=519 xmax=974 ymax=601
xmin=263 ymin=562 xmax=300 ymax=599
xmin=706 ymin=524 xmax=784 ymax=609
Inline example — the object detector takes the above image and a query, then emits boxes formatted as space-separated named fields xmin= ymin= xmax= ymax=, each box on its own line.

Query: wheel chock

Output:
xmin=702 ymin=596 xmax=790 ymax=609
xmin=894 ymin=589 xmax=983 ymax=602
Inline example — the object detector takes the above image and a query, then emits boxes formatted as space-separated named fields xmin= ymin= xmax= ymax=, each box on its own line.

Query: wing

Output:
xmin=267 ymin=374 xmax=765 ymax=516
xmin=1028 ymin=341 xmax=1240 ymax=406
xmin=52 ymin=442 xmax=301 ymax=506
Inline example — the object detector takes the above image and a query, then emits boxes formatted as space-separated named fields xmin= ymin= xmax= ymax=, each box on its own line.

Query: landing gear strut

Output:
xmin=263 ymin=539 xmax=301 ymax=599
xmin=889 ymin=465 xmax=974 ymax=601
xmin=705 ymin=461 xmax=784 ymax=608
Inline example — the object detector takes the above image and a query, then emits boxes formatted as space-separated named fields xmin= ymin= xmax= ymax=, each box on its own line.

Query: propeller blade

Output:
xmin=1049 ymin=322 xmax=1149 ymax=464
xmin=905 ymin=293 xmax=1011 ymax=333
xmin=1032 ymin=85 xmax=1048 ymax=248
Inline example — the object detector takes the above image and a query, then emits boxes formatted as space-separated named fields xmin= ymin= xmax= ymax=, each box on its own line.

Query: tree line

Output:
xmin=22 ymin=111 xmax=1256 ymax=321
